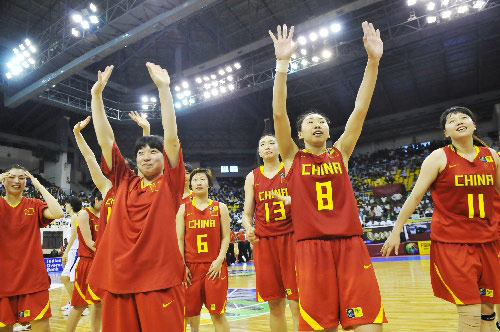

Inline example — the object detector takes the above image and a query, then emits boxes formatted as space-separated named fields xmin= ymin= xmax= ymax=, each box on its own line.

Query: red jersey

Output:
xmin=184 ymin=199 xmax=222 ymax=263
xmin=230 ymin=230 xmax=236 ymax=243
xmin=95 ymin=187 xmax=115 ymax=249
xmin=77 ymin=207 xmax=99 ymax=258
xmin=181 ymin=191 xmax=194 ymax=205
xmin=0 ymin=197 xmax=52 ymax=297
xmin=252 ymin=163 xmax=293 ymax=237
xmin=495 ymin=152 xmax=500 ymax=237
xmin=430 ymin=146 xmax=497 ymax=243
xmin=237 ymin=232 xmax=246 ymax=241
xmin=88 ymin=142 xmax=185 ymax=294
xmin=286 ymin=148 xmax=363 ymax=241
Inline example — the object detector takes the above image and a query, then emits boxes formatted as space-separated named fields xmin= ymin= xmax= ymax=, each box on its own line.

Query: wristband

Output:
xmin=276 ymin=60 xmax=289 ymax=73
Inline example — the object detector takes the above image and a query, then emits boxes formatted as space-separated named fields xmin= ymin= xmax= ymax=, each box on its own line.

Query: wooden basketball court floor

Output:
xmin=38 ymin=255 xmax=486 ymax=331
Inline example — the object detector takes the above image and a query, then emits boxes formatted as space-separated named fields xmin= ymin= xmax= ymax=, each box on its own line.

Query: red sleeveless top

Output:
xmin=252 ymin=163 xmax=293 ymax=237
xmin=286 ymin=148 xmax=363 ymax=241
xmin=77 ymin=207 xmax=99 ymax=258
xmin=430 ymin=146 xmax=497 ymax=243
xmin=184 ymin=199 xmax=222 ymax=263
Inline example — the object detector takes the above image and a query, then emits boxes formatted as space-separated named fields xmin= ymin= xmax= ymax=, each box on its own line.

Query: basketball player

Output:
xmin=60 ymin=197 xmax=83 ymax=315
xmin=176 ymin=168 xmax=231 ymax=332
xmin=87 ymin=63 xmax=186 ymax=332
xmin=242 ymin=134 xmax=299 ymax=332
xmin=270 ymin=22 xmax=386 ymax=331
xmin=65 ymin=190 xmax=103 ymax=332
xmin=182 ymin=163 xmax=194 ymax=204
xmin=382 ymin=107 xmax=500 ymax=331
xmin=0 ymin=166 xmax=64 ymax=332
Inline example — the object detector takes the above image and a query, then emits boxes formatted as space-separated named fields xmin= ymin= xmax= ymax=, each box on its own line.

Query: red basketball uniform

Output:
xmin=252 ymin=163 xmax=298 ymax=302
xmin=181 ymin=191 xmax=194 ymax=205
xmin=72 ymin=208 xmax=100 ymax=307
xmin=494 ymin=151 xmax=500 ymax=238
xmin=0 ymin=197 xmax=53 ymax=326
xmin=429 ymin=146 xmax=500 ymax=304
xmin=286 ymin=148 xmax=387 ymax=330
xmin=184 ymin=199 xmax=228 ymax=316
xmin=95 ymin=187 xmax=115 ymax=249
xmin=87 ymin=143 xmax=185 ymax=332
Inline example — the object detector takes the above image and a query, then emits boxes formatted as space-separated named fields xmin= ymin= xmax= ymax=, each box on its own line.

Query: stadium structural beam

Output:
xmin=135 ymin=0 xmax=384 ymax=93
xmin=5 ymin=0 xmax=223 ymax=108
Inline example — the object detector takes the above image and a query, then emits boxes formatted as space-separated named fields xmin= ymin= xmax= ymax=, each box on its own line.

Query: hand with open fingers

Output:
xmin=183 ymin=265 xmax=192 ymax=288
xmin=91 ymin=65 xmax=114 ymax=95
xmin=246 ymin=226 xmax=259 ymax=244
xmin=24 ymin=171 xmax=42 ymax=190
xmin=362 ymin=21 xmax=383 ymax=61
xmin=270 ymin=192 xmax=291 ymax=206
xmin=206 ymin=258 xmax=223 ymax=281
xmin=73 ymin=116 xmax=91 ymax=134
xmin=129 ymin=111 xmax=150 ymax=131
xmin=146 ymin=62 xmax=170 ymax=88
xmin=0 ymin=172 xmax=11 ymax=182
xmin=381 ymin=232 xmax=400 ymax=258
xmin=269 ymin=24 xmax=298 ymax=60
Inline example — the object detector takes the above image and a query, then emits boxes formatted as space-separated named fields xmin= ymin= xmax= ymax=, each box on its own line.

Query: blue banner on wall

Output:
xmin=45 ymin=257 xmax=63 ymax=273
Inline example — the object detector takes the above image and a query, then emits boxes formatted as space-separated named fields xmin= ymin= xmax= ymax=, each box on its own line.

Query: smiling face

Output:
xmin=2 ymin=168 xmax=27 ymax=196
xmin=258 ymin=135 xmax=279 ymax=161
xmin=443 ymin=112 xmax=476 ymax=141
xmin=298 ymin=113 xmax=331 ymax=147
xmin=136 ymin=145 xmax=164 ymax=180
xmin=190 ymin=172 xmax=210 ymax=195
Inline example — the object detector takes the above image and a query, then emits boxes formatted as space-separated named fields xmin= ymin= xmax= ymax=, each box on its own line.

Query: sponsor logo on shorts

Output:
xmin=286 ymin=288 xmax=292 ymax=295
xmin=210 ymin=304 xmax=216 ymax=310
xmin=346 ymin=307 xmax=363 ymax=319
xmin=162 ymin=300 xmax=174 ymax=308
xmin=364 ymin=264 xmax=372 ymax=269
xmin=479 ymin=288 xmax=494 ymax=297
xmin=18 ymin=310 xmax=30 ymax=318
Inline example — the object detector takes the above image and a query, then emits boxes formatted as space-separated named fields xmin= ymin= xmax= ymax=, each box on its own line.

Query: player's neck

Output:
xmin=142 ymin=172 xmax=162 ymax=185
xmin=4 ymin=193 xmax=23 ymax=206
xmin=304 ymin=142 xmax=327 ymax=155
xmin=451 ymin=137 xmax=475 ymax=155
xmin=263 ymin=158 xmax=281 ymax=174
xmin=193 ymin=194 xmax=210 ymax=209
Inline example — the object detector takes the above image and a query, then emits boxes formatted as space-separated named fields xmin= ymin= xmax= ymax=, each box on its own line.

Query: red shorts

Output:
xmin=254 ymin=232 xmax=298 ymax=302
xmin=185 ymin=262 xmax=228 ymax=317
xmin=295 ymin=236 xmax=387 ymax=331
xmin=430 ymin=240 xmax=500 ymax=304
xmin=102 ymin=285 xmax=185 ymax=332
xmin=71 ymin=257 xmax=100 ymax=307
xmin=0 ymin=290 xmax=51 ymax=326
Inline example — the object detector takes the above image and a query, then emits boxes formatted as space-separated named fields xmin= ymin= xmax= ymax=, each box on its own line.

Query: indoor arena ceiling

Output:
xmin=1 ymin=0 xmax=500 ymax=164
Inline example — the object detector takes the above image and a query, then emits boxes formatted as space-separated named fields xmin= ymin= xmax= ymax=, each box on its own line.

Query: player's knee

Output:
xmin=30 ymin=318 xmax=50 ymax=332
xmin=481 ymin=302 xmax=494 ymax=314
xmin=210 ymin=313 xmax=227 ymax=322
xmin=268 ymin=298 xmax=286 ymax=313
xmin=457 ymin=304 xmax=481 ymax=331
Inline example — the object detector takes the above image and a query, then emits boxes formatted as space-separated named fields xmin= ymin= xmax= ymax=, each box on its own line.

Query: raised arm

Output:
xmin=242 ymin=172 xmax=258 ymax=243
xmin=334 ymin=22 xmax=383 ymax=161
xmin=207 ymin=203 xmax=231 ymax=280
xmin=77 ymin=209 xmax=95 ymax=252
xmin=25 ymin=171 xmax=64 ymax=220
xmin=129 ymin=111 xmax=151 ymax=136
xmin=146 ymin=62 xmax=180 ymax=167
xmin=74 ymin=116 xmax=112 ymax=197
xmin=269 ymin=25 xmax=299 ymax=164
xmin=91 ymin=65 xmax=115 ymax=169
xmin=381 ymin=150 xmax=445 ymax=257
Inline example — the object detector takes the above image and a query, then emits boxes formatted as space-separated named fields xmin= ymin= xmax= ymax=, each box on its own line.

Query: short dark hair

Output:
xmin=134 ymin=135 xmax=164 ymax=157
xmin=91 ymin=188 xmax=103 ymax=208
xmin=67 ymin=196 xmax=82 ymax=213
xmin=295 ymin=109 xmax=331 ymax=133
xmin=5 ymin=164 xmax=28 ymax=173
xmin=184 ymin=163 xmax=194 ymax=174
xmin=189 ymin=168 xmax=214 ymax=190
xmin=124 ymin=157 xmax=137 ymax=173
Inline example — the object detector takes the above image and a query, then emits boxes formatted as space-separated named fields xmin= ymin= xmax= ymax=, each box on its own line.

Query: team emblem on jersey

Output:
xmin=24 ymin=208 xmax=35 ymax=216
xmin=18 ymin=310 xmax=30 ymax=318
xmin=346 ymin=307 xmax=363 ymax=318
xmin=479 ymin=156 xmax=493 ymax=162
xmin=209 ymin=205 xmax=219 ymax=216
xmin=479 ymin=288 xmax=494 ymax=297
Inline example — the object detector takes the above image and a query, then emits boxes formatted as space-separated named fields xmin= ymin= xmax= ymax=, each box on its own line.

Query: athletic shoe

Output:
xmin=82 ymin=308 xmax=89 ymax=316
xmin=62 ymin=308 xmax=72 ymax=316
xmin=496 ymin=321 xmax=500 ymax=330
xmin=13 ymin=324 xmax=32 ymax=331
xmin=61 ymin=301 xmax=71 ymax=311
